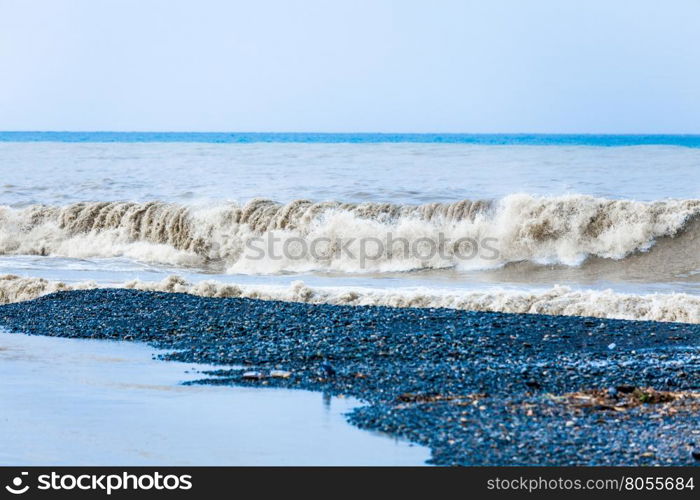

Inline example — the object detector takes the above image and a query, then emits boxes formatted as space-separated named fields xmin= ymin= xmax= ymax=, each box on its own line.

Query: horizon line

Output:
xmin=2 ymin=130 xmax=700 ymax=136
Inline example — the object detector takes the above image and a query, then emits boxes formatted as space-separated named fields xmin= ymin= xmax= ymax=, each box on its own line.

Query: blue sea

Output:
xmin=0 ymin=132 xmax=699 ymax=323
xmin=2 ymin=131 xmax=700 ymax=147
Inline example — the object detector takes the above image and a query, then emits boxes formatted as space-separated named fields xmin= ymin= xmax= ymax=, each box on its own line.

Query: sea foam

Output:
xmin=0 ymin=195 xmax=698 ymax=275
xmin=2 ymin=274 xmax=699 ymax=324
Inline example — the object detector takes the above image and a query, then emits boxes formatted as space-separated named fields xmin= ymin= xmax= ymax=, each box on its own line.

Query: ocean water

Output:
xmin=0 ymin=330 xmax=428 ymax=465
xmin=1 ymin=133 xmax=699 ymax=323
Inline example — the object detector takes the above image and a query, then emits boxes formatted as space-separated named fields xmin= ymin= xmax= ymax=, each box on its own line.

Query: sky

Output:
xmin=0 ymin=0 xmax=699 ymax=133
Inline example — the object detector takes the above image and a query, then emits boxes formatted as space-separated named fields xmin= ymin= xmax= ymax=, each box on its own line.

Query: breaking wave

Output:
xmin=1 ymin=274 xmax=699 ymax=324
xmin=0 ymin=195 xmax=698 ymax=274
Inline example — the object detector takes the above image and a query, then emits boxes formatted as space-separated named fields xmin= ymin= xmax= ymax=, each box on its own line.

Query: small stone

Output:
xmin=607 ymin=387 xmax=618 ymax=398
xmin=270 ymin=370 xmax=291 ymax=379
xmin=565 ymin=420 xmax=575 ymax=427
xmin=607 ymin=342 xmax=616 ymax=350
xmin=242 ymin=371 xmax=263 ymax=380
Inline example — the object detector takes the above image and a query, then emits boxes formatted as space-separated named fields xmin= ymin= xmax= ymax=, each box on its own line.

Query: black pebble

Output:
xmin=321 ymin=363 xmax=336 ymax=377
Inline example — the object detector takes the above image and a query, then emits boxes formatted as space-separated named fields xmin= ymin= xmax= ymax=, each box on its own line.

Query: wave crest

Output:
xmin=1 ymin=195 xmax=698 ymax=274
xmin=1 ymin=274 xmax=698 ymax=324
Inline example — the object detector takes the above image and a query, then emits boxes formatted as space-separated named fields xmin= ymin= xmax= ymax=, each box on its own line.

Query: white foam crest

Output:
xmin=1 ymin=274 xmax=699 ymax=324
xmin=0 ymin=195 xmax=698 ymax=274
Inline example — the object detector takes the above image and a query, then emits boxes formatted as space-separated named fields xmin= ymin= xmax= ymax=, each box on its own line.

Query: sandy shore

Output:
xmin=1 ymin=289 xmax=699 ymax=465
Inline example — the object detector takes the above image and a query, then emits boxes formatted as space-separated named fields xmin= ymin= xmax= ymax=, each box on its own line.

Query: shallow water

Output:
xmin=0 ymin=331 xmax=429 ymax=466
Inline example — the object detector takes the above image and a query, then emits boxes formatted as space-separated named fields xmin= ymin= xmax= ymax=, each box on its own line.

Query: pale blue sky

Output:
xmin=1 ymin=0 xmax=699 ymax=133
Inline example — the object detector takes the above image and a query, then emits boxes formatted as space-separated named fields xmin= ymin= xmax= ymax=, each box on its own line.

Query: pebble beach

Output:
xmin=2 ymin=288 xmax=699 ymax=466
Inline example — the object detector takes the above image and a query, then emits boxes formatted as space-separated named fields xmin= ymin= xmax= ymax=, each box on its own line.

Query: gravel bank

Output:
xmin=1 ymin=289 xmax=699 ymax=465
